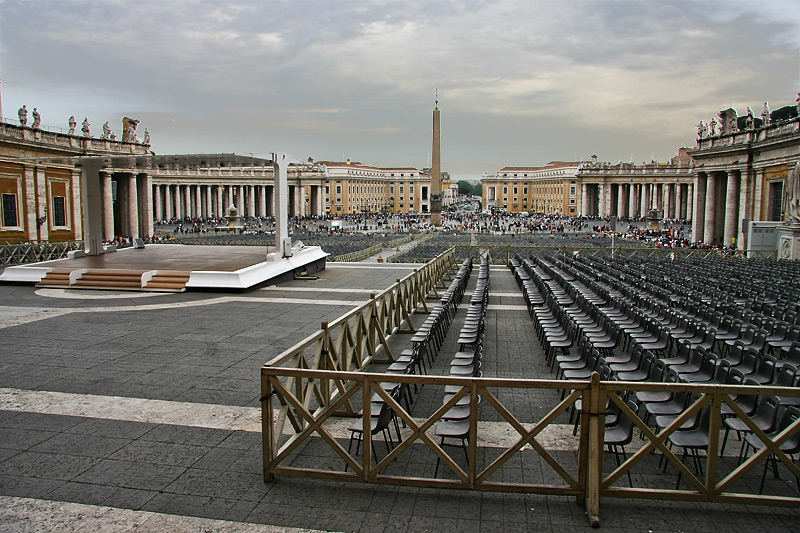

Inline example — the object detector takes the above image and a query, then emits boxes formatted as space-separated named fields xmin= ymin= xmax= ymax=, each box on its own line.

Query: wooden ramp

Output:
xmin=36 ymin=269 xmax=191 ymax=292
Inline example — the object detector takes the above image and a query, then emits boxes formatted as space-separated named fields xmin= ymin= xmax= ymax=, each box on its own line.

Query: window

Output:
xmin=769 ymin=181 xmax=784 ymax=221
xmin=503 ymin=187 xmax=508 ymax=194
xmin=335 ymin=185 xmax=341 ymax=194
xmin=400 ymin=186 xmax=404 ymax=193
xmin=570 ymin=186 xmax=576 ymax=196
xmin=513 ymin=187 xmax=518 ymax=195
xmin=409 ymin=185 xmax=414 ymax=193
xmin=390 ymin=186 xmax=394 ymax=194
xmin=2 ymin=193 xmax=18 ymax=227
xmin=52 ymin=196 xmax=67 ymax=226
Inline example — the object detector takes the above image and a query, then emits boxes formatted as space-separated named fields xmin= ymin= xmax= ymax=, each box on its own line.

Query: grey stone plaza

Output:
xmin=1 ymin=255 xmax=798 ymax=532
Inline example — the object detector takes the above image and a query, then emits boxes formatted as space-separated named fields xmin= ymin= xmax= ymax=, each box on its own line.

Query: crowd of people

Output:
xmin=106 ymin=210 xmax=745 ymax=252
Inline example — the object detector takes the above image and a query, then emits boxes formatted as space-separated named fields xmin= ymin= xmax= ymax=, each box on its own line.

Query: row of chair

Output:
xmin=434 ymin=257 xmax=491 ymax=477
xmin=511 ymin=253 xmax=800 ymax=492
xmin=348 ymin=258 xmax=476 ymax=466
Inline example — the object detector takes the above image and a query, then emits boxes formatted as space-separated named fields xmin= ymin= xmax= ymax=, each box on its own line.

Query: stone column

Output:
xmin=217 ymin=186 xmax=224 ymax=217
xmin=738 ymin=168 xmax=754 ymax=251
xmin=703 ymin=172 xmax=717 ymax=244
xmin=205 ymin=185 xmax=212 ymax=218
xmin=268 ymin=185 xmax=275 ymax=217
xmin=686 ymin=184 xmax=693 ymax=223
xmin=316 ymin=185 xmax=324 ymax=216
xmin=675 ymin=184 xmax=683 ymax=220
xmin=692 ymin=174 xmax=706 ymax=242
xmin=642 ymin=184 xmax=651 ymax=214
xmin=248 ymin=185 xmax=256 ymax=218
xmin=153 ymin=184 xmax=162 ymax=224
xmin=628 ymin=184 xmax=637 ymax=217
xmin=127 ymin=173 xmax=139 ymax=239
xmin=724 ymin=171 xmax=740 ymax=248
xmin=138 ymin=173 xmax=153 ymax=239
xmin=599 ymin=183 xmax=611 ymax=217
xmin=663 ymin=184 xmax=672 ymax=219
xmin=102 ymin=172 xmax=114 ymax=242
xmin=183 ymin=185 xmax=191 ymax=220
xmin=259 ymin=186 xmax=267 ymax=217
xmin=194 ymin=185 xmax=202 ymax=219
xmin=615 ymin=185 xmax=624 ymax=217
xmin=581 ymin=183 xmax=589 ymax=216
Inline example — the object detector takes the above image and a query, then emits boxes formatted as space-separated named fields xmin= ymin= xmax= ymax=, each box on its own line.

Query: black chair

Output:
xmin=741 ymin=406 xmax=800 ymax=494
xmin=604 ymin=399 xmax=638 ymax=487
xmin=348 ymin=401 xmax=397 ymax=466
xmin=667 ymin=404 xmax=714 ymax=489
xmin=723 ymin=395 xmax=780 ymax=458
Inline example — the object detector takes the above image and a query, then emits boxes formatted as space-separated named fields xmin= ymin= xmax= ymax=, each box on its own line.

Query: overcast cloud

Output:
xmin=1 ymin=0 xmax=797 ymax=180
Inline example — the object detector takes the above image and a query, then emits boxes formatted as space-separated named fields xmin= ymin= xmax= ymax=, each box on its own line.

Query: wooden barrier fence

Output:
xmin=260 ymin=368 xmax=800 ymax=527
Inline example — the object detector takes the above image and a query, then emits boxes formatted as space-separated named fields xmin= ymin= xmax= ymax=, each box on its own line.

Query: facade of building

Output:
xmin=0 ymin=119 xmax=449 ymax=244
xmin=0 ymin=120 xmax=150 ymax=244
xmin=482 ymin=161 xmax=581 ymax=215
xmin=577 ymin=150 xmax=695 ymax=220
xmin=689 ymin=103 xmax=800 ymax=249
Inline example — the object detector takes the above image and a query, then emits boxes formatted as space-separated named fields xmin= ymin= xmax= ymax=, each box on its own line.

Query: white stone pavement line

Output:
xmin=490 ymin=292 xmax=524 ymax=298
xmin=0 ymin=496 xmax=326 ymax=533
xmin=0 ymin=388 xmax=263 ymax=432
xmin=326 ymin=263 xmax=412 ymax=269
xmin=489 ymin=304 xmax=529 ymax=311
xmin=35 ymin=288 xmax=166 ymax=300
xmin=1 ymin=387 xmax=747 ymax=457
xmin=0 ymin=387 xmax=582 ymax=451
xmin=0 ymin=296 xmax=363 ymax=330
xmin=260 ymin=287 xmax=380 ymax=294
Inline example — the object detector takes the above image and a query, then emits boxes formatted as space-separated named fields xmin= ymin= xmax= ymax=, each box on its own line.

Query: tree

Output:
xmin=457 ymin=180 xmax=473 ymax=196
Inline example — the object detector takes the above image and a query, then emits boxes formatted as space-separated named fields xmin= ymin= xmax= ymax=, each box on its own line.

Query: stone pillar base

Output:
xmin=778 ymin=222 xmax=800 ymax=260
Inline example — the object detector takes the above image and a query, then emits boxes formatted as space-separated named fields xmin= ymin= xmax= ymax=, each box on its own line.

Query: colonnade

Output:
xmin=150 ymin=182 xmax=326 ymax=224
xmin=581 ymin=181 xmax=693 ymax=221
xmin=99 ymin=171 xmax=153 ymax=242
xmin=691 ymin=169 xmax=748 ymax=248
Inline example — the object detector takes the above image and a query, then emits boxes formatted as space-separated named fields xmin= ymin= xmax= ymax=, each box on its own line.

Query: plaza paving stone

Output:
xmin=0 ymin=260 xmax=798 ymax=531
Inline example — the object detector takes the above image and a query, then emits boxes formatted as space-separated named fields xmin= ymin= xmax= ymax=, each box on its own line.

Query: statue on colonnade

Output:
xmin=18 ymin=105 xmax=27 ymax=126
xmin=68 ymin=116 xmax=76 ymax=135
xmin=787 ymin=162 xmax=800 ymax=223
xmin=81 ymin=118 xmax=90 ymax=137
xmin=31 ymin=108 xmax=41 ymax=129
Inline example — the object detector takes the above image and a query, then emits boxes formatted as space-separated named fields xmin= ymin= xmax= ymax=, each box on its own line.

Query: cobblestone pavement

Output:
xmin=0 ymin=260 xmax=798 ymax=532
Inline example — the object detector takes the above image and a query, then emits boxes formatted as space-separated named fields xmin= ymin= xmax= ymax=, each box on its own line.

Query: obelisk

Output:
xmin=431 ymin=89 xmax=442 ymax=226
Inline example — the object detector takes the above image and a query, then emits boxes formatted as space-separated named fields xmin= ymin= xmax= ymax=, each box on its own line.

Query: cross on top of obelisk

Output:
xmin=435 ymin=87 xmax=438 ymax=108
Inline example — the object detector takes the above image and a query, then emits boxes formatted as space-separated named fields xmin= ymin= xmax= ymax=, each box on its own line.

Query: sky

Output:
xmin=0 ymin=0 xmax=798 ymax=181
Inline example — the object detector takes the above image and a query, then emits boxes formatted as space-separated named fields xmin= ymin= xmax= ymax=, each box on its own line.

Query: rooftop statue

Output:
xmin=745 ymin=106 xmax=754 ymax=129
xmin=709 ymin=118 xmax=717 ymax=136
xmin=697 ymin=119 xmax=705 ymax=140
xmin=761 ymin=101 xmax=771 ymax=127
xmin=68 ymin=116 xmax=76 ymax=135
xmin=81 ymin=118 xmax=90 ymax=137
xmin=31 ymin=108 xmax=41 ymax=129
xmin=102 ymin=121 xmax=111 ymax=140
xmin=143 ymin=128 xmax=150 ymax=145
xmin=18 ymin=105 xmax=27 ymax=126
xmin=788 ymin=162 xmax=800 ymax=223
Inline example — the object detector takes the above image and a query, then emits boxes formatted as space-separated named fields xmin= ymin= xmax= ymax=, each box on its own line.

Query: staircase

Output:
xmin=72 ymin=270 xmax=145 ymax=290
xmin=144 ymin=272 xmax=191 ymax=292
xmin=35 ymin=268 xmax=192 ymax=292
xmin=35 ymin=270 xmax=74 ymax=288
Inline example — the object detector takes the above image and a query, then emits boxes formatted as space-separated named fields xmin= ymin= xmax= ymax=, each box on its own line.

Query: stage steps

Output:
xmin=144 ymin=272 xmax=191 ymax=292
xmin=72 ymin=270 xmax=145 ymax=290
xmin=36 ymin=269 xmax=192 ymax=292
xmin=35 ymin=270 xmax=73 ymax=288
